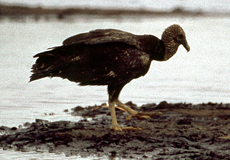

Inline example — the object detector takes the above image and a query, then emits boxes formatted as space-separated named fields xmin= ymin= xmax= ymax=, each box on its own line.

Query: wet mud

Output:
xmin=1 ymin=101 xmax=230 ymax=159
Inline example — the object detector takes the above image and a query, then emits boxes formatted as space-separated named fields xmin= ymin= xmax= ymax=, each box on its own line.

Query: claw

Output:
xmin=110 ymin=125 xmax=123 ymax=131
xmin=101 ymin=104 xmax=127 ymax=112
xmin=126 ymin=111 xmax=162 ymax=120
xmin=110 ymin=125 xmax=142 ymax=131
xmin=126 ymin=115 xmax=133 ymax=120
xmin=219 ymin=135 xmax=230 ymax=139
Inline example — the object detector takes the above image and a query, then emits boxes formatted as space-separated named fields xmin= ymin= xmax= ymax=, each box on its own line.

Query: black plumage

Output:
xmin=30 ymin=24 xmax=190 ymax=131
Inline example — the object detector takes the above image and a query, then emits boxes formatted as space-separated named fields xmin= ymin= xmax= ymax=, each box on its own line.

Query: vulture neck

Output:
xmin=161 ymin=29 xmax=180 ymax=61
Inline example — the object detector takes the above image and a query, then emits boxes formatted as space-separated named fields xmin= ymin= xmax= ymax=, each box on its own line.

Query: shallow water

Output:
xmin=0 ymin=148 xmax=109 ymax=160
xmin=0 ymin=15 xmax=230 ymax=159
xmin=3 ymin=0 xmax=230 ymax=13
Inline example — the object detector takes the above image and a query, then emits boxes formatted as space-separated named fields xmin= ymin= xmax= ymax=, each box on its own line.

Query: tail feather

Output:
xmin=30 ymin=45 xmax=80 ymax=82
xmin=30 ymin=51 xmax=57 ymax=82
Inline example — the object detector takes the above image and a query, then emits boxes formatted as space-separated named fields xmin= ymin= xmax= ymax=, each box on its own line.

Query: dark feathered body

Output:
xmin=30 ymin=26 xmax=190 ymax=131
xmin=30 ymin=29 xmax=165 ymax=87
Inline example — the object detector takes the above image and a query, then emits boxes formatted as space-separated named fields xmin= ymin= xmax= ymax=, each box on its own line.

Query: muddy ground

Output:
xmin=1 ymin=101 xmax=230 ymax=159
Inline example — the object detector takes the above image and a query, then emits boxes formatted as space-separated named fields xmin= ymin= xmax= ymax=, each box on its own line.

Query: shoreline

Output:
xmin=0 ymin=3 xmax=203 ymax=16
xmin=1 ymin=3 xmax=229 ymax=21
xmin=1 ymin=101 xmax=230 ymax=159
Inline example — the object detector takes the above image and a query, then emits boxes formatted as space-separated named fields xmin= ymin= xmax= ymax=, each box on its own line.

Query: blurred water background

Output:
xmin=0 ymin=0 xmax=230 ymax=159
xmin=1 ymin=0 xmax=230 ymax=13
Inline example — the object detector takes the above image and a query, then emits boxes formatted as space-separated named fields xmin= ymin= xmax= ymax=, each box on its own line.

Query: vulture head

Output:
xmin=161 ymin=24 xmax=190 ymax=60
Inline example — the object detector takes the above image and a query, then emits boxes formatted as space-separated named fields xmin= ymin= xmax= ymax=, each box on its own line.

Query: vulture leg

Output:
xmin=109 ymin=99 xmax=142 ymax=131
xmin=108 ymin=84 xmax=161 ymax=131
xmin=114 ymin=99 xmax=162 ymax=120
xmin=108 ymin=84 xmax=140 ymax=131
xmin=108 ymin=100 xmax=121 ymax=131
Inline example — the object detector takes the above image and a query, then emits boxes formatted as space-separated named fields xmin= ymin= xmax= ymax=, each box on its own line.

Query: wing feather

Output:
xmin=62 ymin=29 xmax=142 ymax=49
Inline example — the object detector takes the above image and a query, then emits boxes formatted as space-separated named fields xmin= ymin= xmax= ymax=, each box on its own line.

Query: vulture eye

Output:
xmin=178 ymin=34 xmax=184 ymax=39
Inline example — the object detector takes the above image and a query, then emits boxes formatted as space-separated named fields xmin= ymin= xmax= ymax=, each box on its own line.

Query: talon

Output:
xmin=115 ymin=106 xmax=126 ymax=112
xmin=110 ymin=125 xmax=123 ymax=131
xmin=122 ymin=126 xmax=142 ymax=131
xmin=126 ymin=115 xmax=133 ymax=120
xmin=110 ymin=125 xmax=142 ymax=131
xmin=101 ymin=104 xmax=127 ymax=112
xmin=219 ymin=135 xmax=230 ymax=139
xmin=127 ymin=111 xmax=162 ymax=120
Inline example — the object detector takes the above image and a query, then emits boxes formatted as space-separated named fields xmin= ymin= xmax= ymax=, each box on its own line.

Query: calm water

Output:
xmin=2 ymin=0 xmax=230 ymax=13
xmin=0 ymin=15 xmax=230 ymax=159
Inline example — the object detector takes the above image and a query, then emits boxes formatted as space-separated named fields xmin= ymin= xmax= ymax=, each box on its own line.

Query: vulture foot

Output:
xmin=126 ymin=111 xmax=162 ymax=120
xmin=110 ymin=125 xmax=142 ymax=131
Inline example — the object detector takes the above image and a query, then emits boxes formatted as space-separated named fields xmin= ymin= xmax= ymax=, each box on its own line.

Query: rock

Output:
xmin=177 ymin=118 xmax=192 ymax=125
xmin=72 ymin=106 xmax=84 ymax=112
xmin=0 ymin=126 xmax=11 ymax=131
xmin=1 ymin=102 xmax=230 ymax=159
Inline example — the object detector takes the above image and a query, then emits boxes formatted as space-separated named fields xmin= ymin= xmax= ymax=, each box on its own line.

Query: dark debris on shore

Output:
xmin=1 ymin=101 xmax=230 ymax=159
xmin=0 ymin=3 xmax=204 ymax=16
xmin=0 ymin=3 xmax=211 ymax=22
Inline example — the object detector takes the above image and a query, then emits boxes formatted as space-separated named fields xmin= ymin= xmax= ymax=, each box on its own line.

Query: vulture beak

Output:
xmin=182 ymin=39 xmax=190 ymax=52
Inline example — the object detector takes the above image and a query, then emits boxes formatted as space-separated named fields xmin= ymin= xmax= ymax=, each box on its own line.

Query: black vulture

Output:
xmin=30 ymin=24 xmax=190 ymax=131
